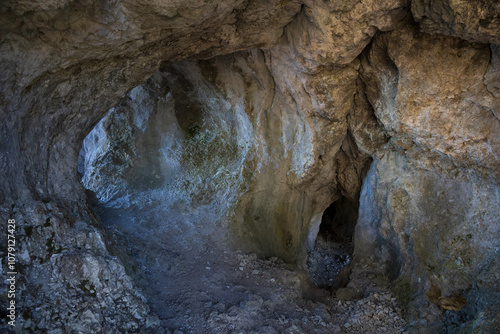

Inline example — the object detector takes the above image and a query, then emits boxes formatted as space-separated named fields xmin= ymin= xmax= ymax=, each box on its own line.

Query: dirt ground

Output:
xmin=96 ymin=204 xmax=407 ymax=334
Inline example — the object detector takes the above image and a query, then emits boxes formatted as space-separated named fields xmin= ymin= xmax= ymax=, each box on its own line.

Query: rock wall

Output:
xmin=0 ymin=1 xmax=302 ymax=331
xmin=352 ymin=18 xmax=500 ymax=332
xmin=412 ymin=0 xmax=500 ymax=44
xmin=356 ymin=152 xmax=500 ymax=331
xmin=79 ymin=48 xmax=367 ymax=265
xmin=1 ymin=0 xmax=499 ymax=332
xmin=79 ymin=0 xmax=409 ymax=265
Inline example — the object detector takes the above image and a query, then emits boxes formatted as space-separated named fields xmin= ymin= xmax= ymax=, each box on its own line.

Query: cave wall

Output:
xmin=356 ymin=152 xmax=500 ymax=330
xmin=352 ymin=18 xmax=500 ymax=332
xmin=79 ymin=48 xmax=369 ymax=265
xmin=1 ymin=0 xmax=499 ymax=332
xmin=0 ymin=1 xmax=304 ymax=331
xmin=75 ymin=0 xmax=409 ymax=268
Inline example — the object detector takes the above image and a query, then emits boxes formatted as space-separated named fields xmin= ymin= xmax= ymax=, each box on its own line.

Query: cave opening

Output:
xmin=77 ymin=56 xmax=367 ymax=330
xmin=77 ymin=71 xmax=255 ymax=326
xmin=307 ymin=197 xmax=357 ymax=288
xmin=6 ymin=0 xmax=500 ymax=332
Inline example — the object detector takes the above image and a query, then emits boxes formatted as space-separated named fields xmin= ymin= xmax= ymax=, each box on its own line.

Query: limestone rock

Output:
xmin=360 ymin=20 xmax=500 ymax=182
xmin=283 ymin=0 xmax=408 ymax=71
xmin=355 ymin=151 xmax=500 ymax=331
xmin=79 ymin=47 xmax=368 ymax=265
xmin=412 ymin=0 xmax=500 ymax=44
xmin=354 ymin=20 xmax=500 ymax=331
xmin=0 ymin=0 xmax=499 ymax=332
xmin=484 ymin=44 xmax=500 ymax=109
xmin=0 ymin=2 xmax=301 ymax=332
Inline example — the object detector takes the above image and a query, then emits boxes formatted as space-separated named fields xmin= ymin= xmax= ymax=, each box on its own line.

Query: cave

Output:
xmin=1 ymin=1 xmax=500 ymax=333
xmin=76 ymin=62 xmax=366 ymax=329
xmin=318 ymin=198 xmax=358 ymax=244
xmin=306 ymin=198 xmax=356 ymax=288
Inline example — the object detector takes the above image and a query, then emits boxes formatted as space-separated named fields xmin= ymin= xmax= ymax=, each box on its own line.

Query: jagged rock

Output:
xmin=412 ymin=0 xmax=500 ymax=44
xmin=354 ymin=21 xmax=500 ymax=331
xmin=360 ymin=20 xmax=500 ymax=181
xmin=0 ymin=0 xmax=499 ymax=332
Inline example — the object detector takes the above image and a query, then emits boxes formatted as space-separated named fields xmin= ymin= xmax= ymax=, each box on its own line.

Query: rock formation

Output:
xmin=0 ymin=0 xmax=498 ymax=332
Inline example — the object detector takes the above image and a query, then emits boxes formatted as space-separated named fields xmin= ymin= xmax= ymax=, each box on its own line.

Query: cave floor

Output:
xmin=94 ymin=205 xmax=407 ymax=334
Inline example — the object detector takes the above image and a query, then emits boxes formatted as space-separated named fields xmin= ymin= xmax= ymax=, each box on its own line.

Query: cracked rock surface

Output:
xmin=1 ymin=0 xmax=499 ymax=332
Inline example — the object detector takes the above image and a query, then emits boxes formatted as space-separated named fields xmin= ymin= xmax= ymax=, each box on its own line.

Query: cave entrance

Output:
xmin=77 ymin=65 xmax=270 ymax=325
xmin=77 ymin=56 xmax=367 ymax=329
xmin=307 ymin=196 xmax=357 ymax=288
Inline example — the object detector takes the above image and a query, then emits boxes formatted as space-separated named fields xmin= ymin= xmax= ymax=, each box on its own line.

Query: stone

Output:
xmin=412 ymin=0 xmax=500 ymax=44
xmin=336 ymin=287 xmax=363 ymax=301
xmin=349 ymin=18 xmax=500 ymax=331
xmin=0 ymin=0 xmax=499 ymax=332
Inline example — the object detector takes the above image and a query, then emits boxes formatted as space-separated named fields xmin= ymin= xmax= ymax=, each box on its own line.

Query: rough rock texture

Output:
xmin=0 ymin=0 xmax=499 ymax=332
xmin=352 ymin=20 xmax=500 ymax=332
xmin=412 ymin=0 xmax=500 ymax=44
xmin=0 ymin=1 xmax=301 ymax=332
xmin=282 ymin=0 xmax=408 ymax=70
xmin=0 ymin=0 xmax=302 ymax=204
xmin=77 ymin=0 xmax=410 ymax=267
xmin=356 ymin=152 xmax=500 ymax=332
xmin=361 ymin=21 xmax=500 ymax=181
xmin=1 ymin=203 xmax=156 ymax=332
xmin=79 ymin=48 xmax=368 ymax=264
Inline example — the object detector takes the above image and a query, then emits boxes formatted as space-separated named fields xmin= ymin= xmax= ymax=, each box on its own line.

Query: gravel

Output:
xmin=103 ymin=210 xmax=408 ymax=334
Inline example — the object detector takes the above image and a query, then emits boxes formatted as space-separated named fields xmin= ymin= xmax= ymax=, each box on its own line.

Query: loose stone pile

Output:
xmin=307 ymin=235 xmax=353 ymax=288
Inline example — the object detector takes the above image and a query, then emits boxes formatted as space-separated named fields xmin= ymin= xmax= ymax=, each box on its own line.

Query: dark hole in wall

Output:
xmin=307 ymin=197 xmax=357 ymax=288
xmin=320 ymin=197 xmax=358 ymax=243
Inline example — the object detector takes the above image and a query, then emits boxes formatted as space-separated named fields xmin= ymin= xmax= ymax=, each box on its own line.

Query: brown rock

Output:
xmin=0 ymin=0 xmax=499 ymax=332
xmin=412 ymin=0 xmax=500 ymax=44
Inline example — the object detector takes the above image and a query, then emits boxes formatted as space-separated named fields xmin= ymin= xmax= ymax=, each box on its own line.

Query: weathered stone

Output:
xmin=412 ymin=0 xmax=500 ymax=44
xmin=0 ymin=0 xmax=499 ymax=332
xmin=336 ymin=287 xmax=363 ymax=301
xmin=484 ymin=44 xmax=500 ymax=113
xmin=283 ymin=0 xmax=408 ymax=71
xmin=0 ymin=2 xmax=301 ymax=332
xmin=361 ymin=20 xmax=500 ymax=182
xmin=354 ymin=21 xmax=500 ymax=329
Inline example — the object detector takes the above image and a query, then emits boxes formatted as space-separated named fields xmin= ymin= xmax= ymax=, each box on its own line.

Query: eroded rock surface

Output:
xmin=412 ymin=0 xmax=500 ymax=44
xmin=0 ymin=1 xmax=300 ymax=332
xmin=0 ymin=0 xmax=499 ymax=332
xmin=352 ymin=20 xmax=500 ymax=332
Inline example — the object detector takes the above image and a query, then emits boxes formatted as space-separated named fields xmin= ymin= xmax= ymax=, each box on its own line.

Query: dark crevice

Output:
xmin=307 ymin=197 xmax=356 ymax=289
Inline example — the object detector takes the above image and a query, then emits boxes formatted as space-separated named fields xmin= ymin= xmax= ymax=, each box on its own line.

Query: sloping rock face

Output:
xmin=351 ymin=18 xmax=500 ymax=332
xmin=412 ymin=0 xmax=500 ymax=44
xmin=1 ymin=0 xmax=499 ymax=333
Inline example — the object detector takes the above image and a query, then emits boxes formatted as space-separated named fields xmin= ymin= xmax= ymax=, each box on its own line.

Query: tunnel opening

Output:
xmin=307 ymin=197 xmax=357 ymax=288
xmin=75 ymin=54 xmax=386 ymax=332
